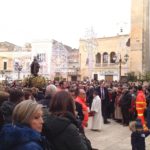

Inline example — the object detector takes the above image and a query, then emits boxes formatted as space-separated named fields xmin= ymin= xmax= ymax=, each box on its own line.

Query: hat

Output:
xmin=135 ymin=119 xmax=143 ymax=129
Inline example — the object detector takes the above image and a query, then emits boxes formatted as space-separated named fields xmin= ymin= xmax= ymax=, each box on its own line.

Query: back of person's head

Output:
xmin=31 ymin=87 xmax=39 ymax=95
xmin=50 ymin=91 xmax=75 ymax=117
xmin=9 ymin=88 xmax=24 ymax=103
xmin=93 ymin=90 xmax=98 ymax=96
xmin=138 ymin=85 xmax=143 ymax=91
xmin=135 ymin=118 xmax=143 ymax=130
xmin=23 ymin=88 xmax=32 ymax=100
xmin=59 ymin=81 xmax=64 ymax=87
xmin=0 ymin=91 xmax=9 ymax=106
xmin=12 ymin=99 xmax=42 ymax=125
xmin=129 ymin=121 xmax=136 ymax=132
xmin=45 ymin=84 xmax=57 ymax=97
xmin=129 ymin=119 xmax=143 ymax=132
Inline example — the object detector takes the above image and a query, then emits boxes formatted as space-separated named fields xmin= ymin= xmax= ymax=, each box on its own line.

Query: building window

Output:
xmin=95 ymin=53 xmax=101 ymax=63
xmin=103 ymin=52 xmax=108 ymax=63
xmin=110 ymin=52 xmax=116 ymax=63
xmin=37 ymin=53 xmax=46 ymax=62
xmin=3 ymin=62 xmax=7 ymax=70
xmin=86 ymin=58 xmax=89 ymax=65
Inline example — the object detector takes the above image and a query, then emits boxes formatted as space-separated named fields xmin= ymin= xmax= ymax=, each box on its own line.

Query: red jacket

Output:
xmin=75 ymin=96 xmax=88 ymax=127
xmin=136 ymin=90 xmax=146 ymax=111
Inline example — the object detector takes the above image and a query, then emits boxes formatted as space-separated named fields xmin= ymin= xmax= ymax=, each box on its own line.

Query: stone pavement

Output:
xmin=85 ymin=119 xmax=150 ymax=150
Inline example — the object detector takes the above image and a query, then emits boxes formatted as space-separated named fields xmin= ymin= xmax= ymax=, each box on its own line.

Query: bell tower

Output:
xmin=130 ymin=0 xmax=149 ymax=74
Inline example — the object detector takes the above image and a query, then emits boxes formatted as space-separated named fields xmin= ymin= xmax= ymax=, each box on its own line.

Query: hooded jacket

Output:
xmin=43 ymin=112 xmax=91 ymax=150
xmin=0 ymin=124 xmax=49 ymax=150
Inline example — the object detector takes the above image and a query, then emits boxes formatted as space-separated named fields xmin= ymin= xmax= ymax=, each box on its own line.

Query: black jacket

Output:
xmin=96 ymin=87 xmax=110 ymax=105
xmin=131 ymin=131 xmax=150 ymax=150
xmin=43 ymin=112 xmax=91 ymax=150
xmin=120 ymin=91 xmax=132 ymax=108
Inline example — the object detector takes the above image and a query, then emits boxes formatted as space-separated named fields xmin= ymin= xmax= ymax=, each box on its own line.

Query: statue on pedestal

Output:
xmin=23 ymin=57 xmax=46 ymax=89
xmin=30 ymin=58 xmax=40 ymax=76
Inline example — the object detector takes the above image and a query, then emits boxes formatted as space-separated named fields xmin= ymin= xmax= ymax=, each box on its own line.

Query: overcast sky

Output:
xmin=0 ymin=0 xmax=131 ymax=48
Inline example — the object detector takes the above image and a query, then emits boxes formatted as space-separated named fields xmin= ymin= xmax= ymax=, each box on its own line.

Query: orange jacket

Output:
xmin=136 ymin=90 xmax=146 ymax=111
xmin=75 ymin=96 xmax=88 ymax=127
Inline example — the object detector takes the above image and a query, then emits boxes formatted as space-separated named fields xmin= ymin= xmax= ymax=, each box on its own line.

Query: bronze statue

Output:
xmin=31 ymin=58 xmax=40 ymax=76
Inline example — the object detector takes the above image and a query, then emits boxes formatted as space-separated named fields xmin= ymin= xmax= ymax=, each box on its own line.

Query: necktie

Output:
xmin=101 ymin=88 xmax=104 ymax=99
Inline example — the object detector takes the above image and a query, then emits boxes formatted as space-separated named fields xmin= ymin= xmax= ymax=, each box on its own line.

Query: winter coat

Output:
xmin=43 ymin=112 xmax=91 ymax=150
xmin=0 ymin=101 xmax=16 ymax=123
xmin=131 ymin=131 xmax=150 ymax=150
xmin=0 ymin=124 xmax=49 ymax=150
xmin=120 ymin=91 xmax=132 ymax=108
xmin=39 ymin=95 xmax=52 ymax=108
xmin=146 ymin=105 xmax=150 ymax=128
xmin=75 ymin=96 xmax=89 ymax=127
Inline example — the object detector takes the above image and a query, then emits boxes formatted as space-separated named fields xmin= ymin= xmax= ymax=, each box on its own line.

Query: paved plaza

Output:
xmin=85 ymin=119 xmax=150 ymax=150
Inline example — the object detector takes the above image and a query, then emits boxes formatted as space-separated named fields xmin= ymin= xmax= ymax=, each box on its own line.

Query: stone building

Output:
xmin=79 ymin=35 xmax=130 ymax=81
xmin=31 ymin=39 xmax=52 ymax=79
xmin=130 ymin=0 xmax=149 ymax=75
xmin=31 ymin=39 xmax=80 ymax=81
xmin=0 ymin=42 xmax=31 ymax=80
xmin=65 ymin=46 xmax=80 ymax=81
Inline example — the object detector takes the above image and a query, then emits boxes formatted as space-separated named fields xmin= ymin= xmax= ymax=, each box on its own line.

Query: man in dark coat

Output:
xmin=96 ymin=82 xmax=110 ymax=124
xmin=120 ymin=87 xmax=132 ymax=126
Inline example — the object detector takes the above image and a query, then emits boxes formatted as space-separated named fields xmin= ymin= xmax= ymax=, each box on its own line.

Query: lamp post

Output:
xmin=113 ymin=54 xmax=129 ymax=81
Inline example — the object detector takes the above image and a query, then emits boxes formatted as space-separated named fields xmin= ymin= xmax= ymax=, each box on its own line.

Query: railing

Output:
xmin=95 ymin=63 xmax=117 ymax=67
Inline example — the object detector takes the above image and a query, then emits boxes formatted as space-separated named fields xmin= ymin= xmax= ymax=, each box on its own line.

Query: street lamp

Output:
xmin=113 ymin=54 xmax=129 ymax=81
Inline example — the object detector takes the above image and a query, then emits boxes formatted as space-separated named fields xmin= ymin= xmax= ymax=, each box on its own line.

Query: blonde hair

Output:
xmin=129 ymin=121 xmax=136 ymax=132
xmin=12 ymin=100 xmax=43 ymax=125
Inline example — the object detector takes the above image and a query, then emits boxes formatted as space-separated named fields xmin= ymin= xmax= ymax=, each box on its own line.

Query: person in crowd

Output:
xmin=120 ymin=86 xmax=132 ymax=126
xmin=96 ymin=82 xmax=110 ymax=124
xmin=39 ymin=84 xmax=57 ymax=108
xmin=86 ymin=85 xmax=95 ymax=109
xmin=136 ymin=85 xmax=147 ymax=130
xmin=0 ymin=100 xmax=50 ymax=150
xmin=75 ymin=88 xmax=89 ymax=127
xmin=114 ymin=88 xmax=123 ymax=122
xmin=89 ymin=90 xmax=103 ymax=131
xmin=69 ymin=87 xmax=84 ymax=123
xmin=0 ymin=88 xmax=24 ymax=124
xmin=31 ymin=87 xmax=39 ymax=100
xmin=57 ymin=80 xmax=68 ymax=91
xmin=43 ymin=90 xmax=93 ymax=150
xmin=146 ymin=86 xmax=150 ymax=128
xmin=36 ymin=87 xmax=45 ymax=101
xmin=129 ymin=87 xmax=137 ymax=121
xmin=110 ymin=87 xmax=117 ymax=119
xmin=0 ymin=91 xmax=9 ymax=130
xmin=129 ymin=119 xmax=150 ymax=150
xmin=23 ymin=87 xmax=33 ymax=100
xmin=107 ymin=88 xmax=115 ymax=119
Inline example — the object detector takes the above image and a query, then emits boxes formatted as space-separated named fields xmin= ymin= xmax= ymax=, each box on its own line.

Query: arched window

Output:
xmin=103 ymin=52 xmax=108 ymax=63
xmin=95 ymin=53 xmax=101 ymax=63
xmin=110 ymin=52 xmax=116 ymax=63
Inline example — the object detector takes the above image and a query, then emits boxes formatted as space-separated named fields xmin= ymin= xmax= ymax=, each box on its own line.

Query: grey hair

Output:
xmin=12 ymin=99 xmax=43 ymax=125
xmin=45 ymin=84 xmax=57 ymax=96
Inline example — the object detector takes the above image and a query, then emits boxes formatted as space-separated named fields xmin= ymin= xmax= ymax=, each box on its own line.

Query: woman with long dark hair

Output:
xmin=43 ymin=90 xmax=92 ymax=150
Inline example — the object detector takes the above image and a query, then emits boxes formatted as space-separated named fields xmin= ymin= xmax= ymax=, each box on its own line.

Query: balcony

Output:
xmin=95 ymin=63 xmax=117 ymax=68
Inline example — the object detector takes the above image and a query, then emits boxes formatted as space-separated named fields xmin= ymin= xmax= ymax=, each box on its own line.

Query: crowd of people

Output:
xmin=0 ymin=79 xmax=150 ymax=150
